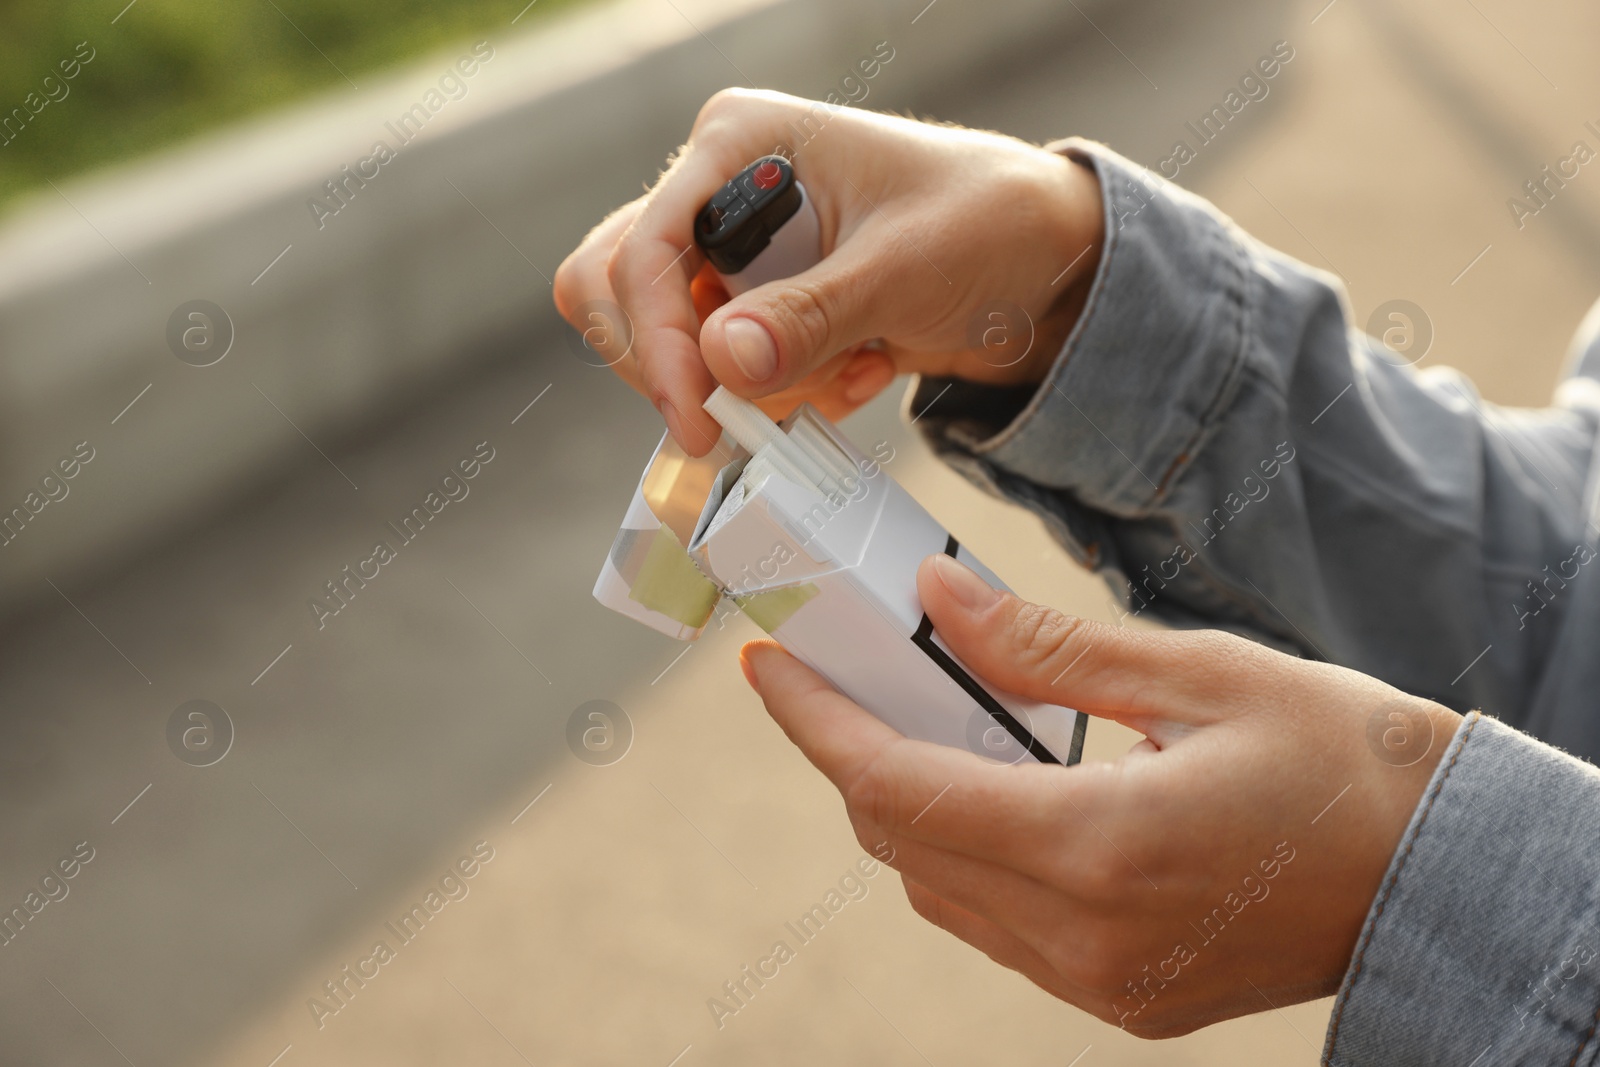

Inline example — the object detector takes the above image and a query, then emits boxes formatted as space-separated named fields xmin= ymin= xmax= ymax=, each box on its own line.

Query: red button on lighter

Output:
xmin=752 ymin=161 xmax=783 ymax=189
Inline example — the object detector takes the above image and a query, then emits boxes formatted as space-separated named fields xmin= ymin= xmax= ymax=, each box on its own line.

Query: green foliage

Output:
xmin=0 ymin=0 xmax=582 ymax=203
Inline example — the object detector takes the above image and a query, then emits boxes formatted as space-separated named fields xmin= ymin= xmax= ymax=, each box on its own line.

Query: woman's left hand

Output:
xmin=740 ymin=554 xmax=1461 ymax=1036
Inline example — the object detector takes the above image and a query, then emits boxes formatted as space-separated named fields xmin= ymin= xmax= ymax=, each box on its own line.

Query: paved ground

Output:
xmin=5 ymin=0 xmax=1600 ymax=1063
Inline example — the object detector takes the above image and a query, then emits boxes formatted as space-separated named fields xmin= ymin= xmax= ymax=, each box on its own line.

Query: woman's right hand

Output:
xmin=552 ymin=88 xmax=1106 ymax=455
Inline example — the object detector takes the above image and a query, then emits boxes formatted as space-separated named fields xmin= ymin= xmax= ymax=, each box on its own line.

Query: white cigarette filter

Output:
xmin=593 ymin=399 xmax=1086 ymax=766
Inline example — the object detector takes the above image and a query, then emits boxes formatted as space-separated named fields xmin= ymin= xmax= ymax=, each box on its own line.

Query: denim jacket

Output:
xmin=912 ymin=139 xmax=1600 ymax=1065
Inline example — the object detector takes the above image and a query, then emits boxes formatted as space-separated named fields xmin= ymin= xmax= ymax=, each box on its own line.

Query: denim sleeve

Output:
xmin=910 ymin=139 xmax=1600 ymax=722
xmin=1323 ymin=711 xmax=1600 ymax=1066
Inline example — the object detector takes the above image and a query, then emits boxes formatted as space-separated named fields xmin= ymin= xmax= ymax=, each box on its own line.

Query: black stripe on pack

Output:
xmin=910 ymin=535 xmax=1067 ymax=766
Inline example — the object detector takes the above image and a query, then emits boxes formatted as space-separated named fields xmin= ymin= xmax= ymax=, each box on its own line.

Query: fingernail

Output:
xmin=844 ymin=379 xmax=877 ymax=403
xmin=932 ymin=553 xmax=1000 ymax=611
xmin=844 ymin=364 xmax=887 ymax=403
xmin=724 ymin=317 xmax=778 ymax=383
xmin=738 ymin=646 xmax=759 ymax=691
xmin=656 ymin=398 xmax=686 ymax=447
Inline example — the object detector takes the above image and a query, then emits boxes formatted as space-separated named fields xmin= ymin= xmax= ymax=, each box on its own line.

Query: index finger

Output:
xmin=609 ymin=89 xmax=815 ymax=455
xmin=741 ymin=641 xmax=1101 ymax=887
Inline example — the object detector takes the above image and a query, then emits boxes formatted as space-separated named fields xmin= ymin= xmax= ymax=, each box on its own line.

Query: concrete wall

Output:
xmin=0 ymin=0 xmax=1105 ymax=613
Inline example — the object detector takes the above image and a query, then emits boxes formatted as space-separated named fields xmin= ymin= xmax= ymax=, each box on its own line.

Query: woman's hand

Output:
xmin=553 ymin=89 xmax=1104 ymax=455
xmin=739 ymin=554 xmax=1462 ymax=1037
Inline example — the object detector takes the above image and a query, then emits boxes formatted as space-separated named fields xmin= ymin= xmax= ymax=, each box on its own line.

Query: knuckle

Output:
xmin=846 ymin=812 xmax=883 ymax=861
xmin=1074 ymin=845 xmax=1135 ymax=904
xmin=842 ymin=746 xmax=905 ymax=838
xmin=603 ymin=235 xmax=634 ymax=297
xmin=1125 ymin=1012 xmax=1198 ymax=1040
xmin=903 ymin=879 xmax=945 ymax=927
xmin=552 ymin=255 xmax=580 ymax=318
xmin=1186 ymin=627 xmax=1254 ymax=667
xmin=764 ymin=282 xmax=833 ymax=361
xmin=693 ymin=87 xmax=758 ymax=136
xmin=1049 ymin=929 xmax=1123 ymax=994
xmin=1008 ymin=601 xmax=1089 ymax=674
xmin=861 ymin=828 xmax=899 ymax=868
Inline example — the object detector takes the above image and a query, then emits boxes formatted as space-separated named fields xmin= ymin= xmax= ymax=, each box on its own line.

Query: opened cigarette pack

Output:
xmin=594 ymin=393 xmax=1086 ymax=766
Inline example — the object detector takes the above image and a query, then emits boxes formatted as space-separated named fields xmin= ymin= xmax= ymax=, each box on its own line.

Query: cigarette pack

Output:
xmin=594 ymin=400 xmax=1086 ymax=766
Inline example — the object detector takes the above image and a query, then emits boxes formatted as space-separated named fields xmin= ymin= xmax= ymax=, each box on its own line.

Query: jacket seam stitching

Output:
xmin=1566 ymin=980 xmax=1600 ymax=1065
xmin=1150 ymin=224 xmax=1252 ymax=501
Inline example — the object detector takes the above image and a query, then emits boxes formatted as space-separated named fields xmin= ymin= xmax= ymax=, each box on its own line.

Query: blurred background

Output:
xmin=1 ymin=0 xmax=1595 ymax=1062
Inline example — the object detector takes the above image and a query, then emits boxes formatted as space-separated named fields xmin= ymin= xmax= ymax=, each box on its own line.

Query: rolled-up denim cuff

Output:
xmin=1324 ymin=712 xmax=1600 ymax=1066
xmin=910 ymin=138 xmax=1250 ymax=518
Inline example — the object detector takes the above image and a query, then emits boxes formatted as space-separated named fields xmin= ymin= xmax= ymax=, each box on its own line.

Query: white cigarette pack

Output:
xmin=594 ymin=402 xmax=1086 ymax=766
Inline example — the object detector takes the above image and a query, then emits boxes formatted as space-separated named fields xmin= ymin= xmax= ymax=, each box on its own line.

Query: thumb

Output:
xmin=916 ymin=554 xmax=1222 ymax=733
xmin=698 ymin=242 xmax=881 ymax=396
